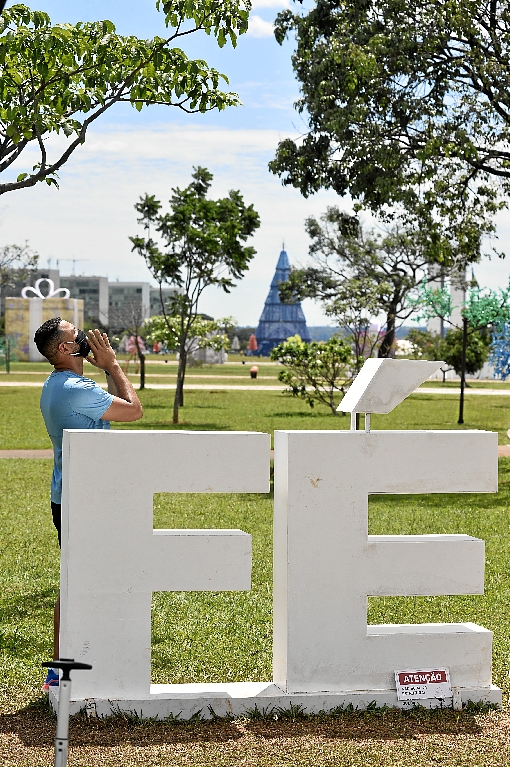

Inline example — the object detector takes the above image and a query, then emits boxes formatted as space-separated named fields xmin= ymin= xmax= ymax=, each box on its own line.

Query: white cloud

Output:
xmin=246 ymin=14 xmax=275 ymax=38
xmin=0 ymin=122 xmax=345 ymax=325
xmin=4 ymin=121 xmax=510 ymax=326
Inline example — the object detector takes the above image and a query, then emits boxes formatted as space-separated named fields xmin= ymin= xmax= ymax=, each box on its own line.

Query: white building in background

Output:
xmin=61 ymin=275 xmax=109 ymax=326
xmin=108 ymin=282 xmax=151 ymax=326
xmin=109 ymin=283 xmax=183 ymax=326
xmin=149 ymin=286 xmax=181 ymax=317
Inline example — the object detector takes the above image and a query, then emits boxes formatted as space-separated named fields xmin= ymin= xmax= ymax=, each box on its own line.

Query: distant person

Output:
xmin=247 ymin=333 xmax=258 ymax=356
xmin=34 ymin=317 xmax=143 ymax=692
xmin=124 ymin=334 xmax=146 ymax=374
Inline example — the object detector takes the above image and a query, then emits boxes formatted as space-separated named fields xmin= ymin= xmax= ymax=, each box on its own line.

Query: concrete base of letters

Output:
xmin=49 ymin=681 xmax=502 ymax=719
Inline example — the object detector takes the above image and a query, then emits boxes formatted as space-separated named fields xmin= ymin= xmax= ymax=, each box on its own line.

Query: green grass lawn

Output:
xmin=2 ymin=384 xmax=510 ymax=449
xmin=1 ymin=456 xmax=510 ymax=710
xmin=0 ymin=359 xmax=279 ymax=377
xmin=0 ymin=388 xmax=510 ymax=767
xmin=2 ymin=386 xmax=510 ymax=764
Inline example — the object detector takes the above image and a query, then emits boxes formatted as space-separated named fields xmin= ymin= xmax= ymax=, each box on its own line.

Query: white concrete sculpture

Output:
xmin=339 ymin=358 xmax=444 ymax=416
xmin=58 ymin=430 xmax=269 ymax=701
xmin=274 ymin=429 xmax=496 ymax=695
xmin=21 ymin=278 xmax=70 ymax=299
xmin=50 ymin=361 xmax=501 ymax=717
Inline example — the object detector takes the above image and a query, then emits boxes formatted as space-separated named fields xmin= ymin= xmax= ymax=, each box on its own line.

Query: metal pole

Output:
xmin=42 ymin=659 xmax=92 ymax=767
xmin=365 ymin=413 xmax=371 ymax=433
xmin=350 ymin=412 xmax=357 ymax=431
xmin=458 ymin=316 xmax=468 ymax=425
xmin=54 ymin=679 xmax=71 ymax=767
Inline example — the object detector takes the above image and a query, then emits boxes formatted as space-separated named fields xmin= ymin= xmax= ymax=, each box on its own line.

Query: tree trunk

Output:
xmin=458 ymin=316 xmax=468 ymax=425
xmin=134 ymin=336 xmax=145 ymax=390
xmin=328 ymin=387 xmax=339 ymax=415
xmin=139 ymin=353 xmax=145 ymax=389
xmin=378 ymin=312 xmax=396 ymax=358
xmin=179 ymin=349 xmax=187 ymax=407
xmin=173 ymin=371 xmax=181 ymax=425
xmin=173 ymin=344 xmax=187 ymax=424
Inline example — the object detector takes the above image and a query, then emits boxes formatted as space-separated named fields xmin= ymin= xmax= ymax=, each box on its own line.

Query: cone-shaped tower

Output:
xmin=255 ymin=248 xmax=311 ymax=356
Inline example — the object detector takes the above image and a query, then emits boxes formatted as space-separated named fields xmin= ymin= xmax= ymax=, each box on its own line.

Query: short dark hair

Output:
xmin=34 ymin=316 xmax=65 ymax=362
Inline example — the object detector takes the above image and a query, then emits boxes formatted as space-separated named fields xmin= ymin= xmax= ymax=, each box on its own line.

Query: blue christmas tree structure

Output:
xmin=489 ymin=324 xmax=510 ymax=380
xmin=255 ymin=248 xmax=311 ymax=357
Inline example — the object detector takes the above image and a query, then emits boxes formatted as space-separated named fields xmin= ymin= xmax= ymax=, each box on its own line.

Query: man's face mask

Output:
xmin=70 ymin=329 xmax=91 ymax=357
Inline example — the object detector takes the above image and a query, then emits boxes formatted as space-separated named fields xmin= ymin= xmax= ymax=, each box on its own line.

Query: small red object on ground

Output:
xmin=250 ymin=366 xmax=258 ymax=379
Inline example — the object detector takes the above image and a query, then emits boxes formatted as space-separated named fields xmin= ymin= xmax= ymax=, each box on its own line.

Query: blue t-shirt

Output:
xmin=40 ymin=370 xmax=114 ymax=503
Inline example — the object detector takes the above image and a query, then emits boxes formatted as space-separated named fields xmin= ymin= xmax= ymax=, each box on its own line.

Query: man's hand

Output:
xmin=85 ymin=329 xmax=118 ymax=373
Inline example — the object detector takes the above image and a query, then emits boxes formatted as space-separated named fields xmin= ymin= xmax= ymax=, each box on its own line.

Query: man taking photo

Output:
xmin=34 ymin=317 xmax=143 ymax=691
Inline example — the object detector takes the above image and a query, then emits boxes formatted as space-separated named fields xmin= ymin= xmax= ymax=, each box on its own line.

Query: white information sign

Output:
xmin=395 ymin=668 xmax=452 ymax=702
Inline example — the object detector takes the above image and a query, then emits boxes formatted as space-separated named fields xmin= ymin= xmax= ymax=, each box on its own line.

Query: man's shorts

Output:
xmin=51 ymin=501 xmax=61 ymax=548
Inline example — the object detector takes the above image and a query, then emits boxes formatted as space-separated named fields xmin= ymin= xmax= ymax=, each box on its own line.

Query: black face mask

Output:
xmin=71 ymin=329 xmax=91 ymax=358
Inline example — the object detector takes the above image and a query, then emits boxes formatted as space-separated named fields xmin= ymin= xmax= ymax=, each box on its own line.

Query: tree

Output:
xmin=441 ymin=328 xmax=490 ymax=378
xmin=144 ymin=314 xmax=234 ymax=362
xmin=0 ymin=2 xmax=249 ymax=194
xmin=319 ymin=278 xmax=383 ymax=374
xmin=0 ymin=241 xmax=38 ymax=294
xmin=0 ymin=242 xmax=37 ymax=371
xmin=130 ymin=166 xmax=260 ymax=423
xmin=406 ymin=328 xmax=454 ymax=381
xmin=279 ymin=208 xmax=442 ymax=360
xmin=407 ymin=330 xmax=444 ymax=362
xmin=270 ymin=334 xmax=352 ymax=415
xmin=489 ymin=326 xmax=510 ymax=380
xmin=109 ymin=296 xmax=149 ymax=390
xmin=270 ymin=0 xmax=507 ymax=253
xmin=413 ymin=282 xmax=510 ymax=422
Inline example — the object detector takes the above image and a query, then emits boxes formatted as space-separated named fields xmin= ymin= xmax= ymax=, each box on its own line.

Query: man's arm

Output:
xmin=86 ymin=330 xmax=143 ymax=423
xmin=106 ymin=370 xmax=119 ymax=398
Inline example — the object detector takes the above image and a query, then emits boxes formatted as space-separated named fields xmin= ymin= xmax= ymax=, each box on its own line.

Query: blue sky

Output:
xmin=2 ymin=1 xmax=510 ymax=325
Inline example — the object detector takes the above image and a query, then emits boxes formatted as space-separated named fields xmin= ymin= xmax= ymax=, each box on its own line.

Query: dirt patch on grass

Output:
xmin=2 ymin=706 xmax=510 ymax=766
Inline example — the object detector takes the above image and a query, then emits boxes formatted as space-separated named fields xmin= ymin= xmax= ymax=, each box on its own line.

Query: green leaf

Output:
xmin=0 ymin=4 xmax=243 ymax=192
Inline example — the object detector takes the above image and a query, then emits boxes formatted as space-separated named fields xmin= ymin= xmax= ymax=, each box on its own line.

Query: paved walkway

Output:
xmin=4 ymin=381 xmax=510 ymax=393
xmin=0 ymin=371 xmax=280 ymax=380
xmin=0 ymin=381 xmax=284 ymax=390
xmin=418 ymin=387 xmax=510 ymax=396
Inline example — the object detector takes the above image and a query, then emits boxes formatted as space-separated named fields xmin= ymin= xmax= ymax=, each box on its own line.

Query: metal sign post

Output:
xmin=42 ymin=659 xmax=92 ymax=767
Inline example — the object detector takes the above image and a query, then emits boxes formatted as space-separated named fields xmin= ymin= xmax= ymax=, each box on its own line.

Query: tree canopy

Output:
xmin=130 ymin=166 xmax=260 ymax=422
xmin=0 ymin=2 xmax=249 ymax=194
xmin=270 ymin=0 xmax=508 ymax=260
xmin=144 ymin=314 xmax=234 ymax=356
xmin=412 ymin=280 xmax=510 ymax=420
xmin=0 ymin=241 xmax=37 ymax=293
xmin=270 ymin=334 xmax=352 ymax=414
xmin=441 ymin=327 xmax=489 ymax=377
xmin=279 ymin=207 xmax=441 ymax=359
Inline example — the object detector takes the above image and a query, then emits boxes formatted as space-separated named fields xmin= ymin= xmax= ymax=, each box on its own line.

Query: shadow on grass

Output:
xmin=0 ymin=586 xmax=58 ymax=624
xmin=270 ymin=412 xmax=342 ymax=420
xmin=0 ymin=704 xmax=241 ymax=747
xmin=370 ymin=492 xmax=501 ymax=511
xmin=142 ymin=403 xmax=225 ymax=411
xmin=117 ymin=422 xmax=229 ymax=431
xmin=0 ymin=702 xmax=489 ymax=749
